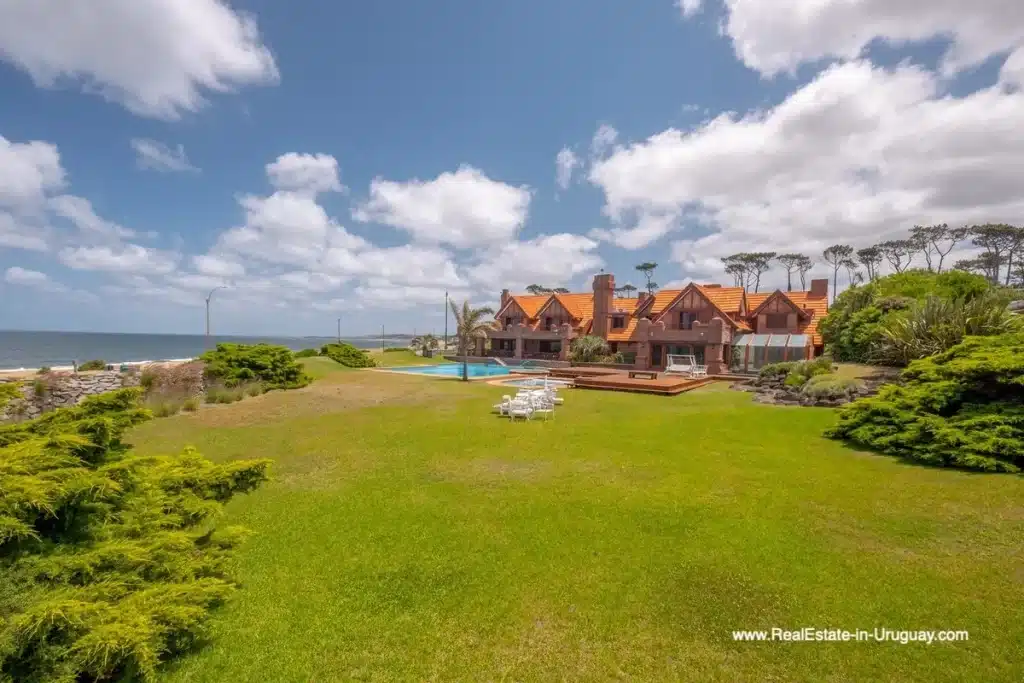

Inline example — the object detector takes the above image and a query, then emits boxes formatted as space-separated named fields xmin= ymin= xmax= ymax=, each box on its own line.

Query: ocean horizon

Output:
xmin=0 ymin=330 xmax=409 ymax=370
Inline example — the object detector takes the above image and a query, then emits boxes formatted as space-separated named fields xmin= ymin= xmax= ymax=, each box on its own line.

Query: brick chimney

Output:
xmin=637 ymin=291 xmax=649 ymax=304
xmin=591 ymin=273 xmax=615 ymax=339
xmin=500 ymin=289 xmax=510 ymax=308
xmin=809 ymin=279 xmax=828 ymax=298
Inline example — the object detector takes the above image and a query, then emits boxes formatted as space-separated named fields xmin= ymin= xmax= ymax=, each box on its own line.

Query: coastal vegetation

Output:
xmin=819 ymin=270 xmax=1016 ymax=365
xmin=0 ymin=389 xmax=269 ymax=682
xmin=77 ymin=359 xmax=106 ymax=371
xmin=827 ymin=332 xmax=1024 ymax=472
xmin=200 ymin=343 xmax=311 ymax=390
xmin=320 ymin=341 xmax=377 ymax=368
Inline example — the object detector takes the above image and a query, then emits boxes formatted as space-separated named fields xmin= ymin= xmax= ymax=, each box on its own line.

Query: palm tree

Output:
xmin=449 ymin=299 xmax=495 ymax=380
xmin=417 ymin=334 xmax=439 ymax=356
xmin=569 ymin=335 xmax=610 ymax=363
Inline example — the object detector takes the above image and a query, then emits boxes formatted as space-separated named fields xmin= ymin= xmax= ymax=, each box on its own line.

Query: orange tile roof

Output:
xmin=697 ymin=285 xmax=745 ymax=313
xmin=553 ymin=293 xmax=594 ymax=320
xmin=644 ymin=289 xmax=683 ymax=316
xmin=786 ymin=291 xmax=829 ymax=345
xmin=745 ymin=292 xmax=771 ymax=310
xmin=612 ymin=297 xmax=639 ymax=313
xmin=509 ymin=295 xmax=550 ymax=318
xmin=606 ymin=316 xmax=639 ymax=341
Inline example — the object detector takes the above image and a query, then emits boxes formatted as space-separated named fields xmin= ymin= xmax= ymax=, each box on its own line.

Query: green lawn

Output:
xmin=129 ymin=372 xmax=1024 ymax=682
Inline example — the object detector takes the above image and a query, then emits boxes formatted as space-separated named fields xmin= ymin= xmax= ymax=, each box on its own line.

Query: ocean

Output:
xmin=0 ymin=330 xmax=405 ymax=371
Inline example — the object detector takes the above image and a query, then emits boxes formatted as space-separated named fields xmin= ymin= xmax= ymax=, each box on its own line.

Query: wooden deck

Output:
xmin=548 ymin=367 xmax=717 ymax=396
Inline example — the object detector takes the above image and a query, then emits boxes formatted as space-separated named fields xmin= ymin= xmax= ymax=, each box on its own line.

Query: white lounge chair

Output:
xmin=692 ymin=365 xmax=709 ymax=378
xmin=507 ymin=398 xmax=533 ymax=421
xmin=527 ymin=394 xmax=554 ymax=421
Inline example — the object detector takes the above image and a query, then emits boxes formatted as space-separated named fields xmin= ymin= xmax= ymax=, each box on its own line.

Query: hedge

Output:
xmin=0 ymin=389 xmax=270 ymax=680
xmin=826 ymin=332 xmax=1024 ymax=472
xmin=200 ymin=343 xmax=311 ymax=390
xmin=321 ymin=342 xmax=377 ymax=368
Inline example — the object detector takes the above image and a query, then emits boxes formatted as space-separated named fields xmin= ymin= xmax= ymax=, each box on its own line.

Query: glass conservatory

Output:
xmin=730 ymin=333 xmax=811 ymax=373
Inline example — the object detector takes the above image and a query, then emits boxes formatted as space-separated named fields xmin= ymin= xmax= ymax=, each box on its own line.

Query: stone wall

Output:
xmin=0 ymin=371 xmax=141 ymax=421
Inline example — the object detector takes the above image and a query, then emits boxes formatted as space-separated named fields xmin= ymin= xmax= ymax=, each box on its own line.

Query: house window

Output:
xmin=505 ymin=316 xmax=513 ymax=327
xmin=611 ymin=315 xmax=625 ymax=329
xmin=679 ymin=312 xmax=697 ymax=329
xmin=545 ymin=316 xmax=553 ymax=329
xmin=609 ymin=342 xmax=619 ymax=353
xmin=766 ymin=313 xmax=788 ymax=329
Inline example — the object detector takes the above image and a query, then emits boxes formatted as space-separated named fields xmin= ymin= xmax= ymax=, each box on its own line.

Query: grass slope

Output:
xmin=128 ymin=374 xmax=1024 ymax=682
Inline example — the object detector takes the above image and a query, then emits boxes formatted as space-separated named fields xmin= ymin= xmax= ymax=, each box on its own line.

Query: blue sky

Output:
xmin=1 ymin=0 xmax=1022 ymax=336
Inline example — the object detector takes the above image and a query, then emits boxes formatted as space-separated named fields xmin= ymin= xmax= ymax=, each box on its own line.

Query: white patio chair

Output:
xmin=692 ymin=365 xmax=709 ymax=378
xmin=528 ymin=394 xmax=554 ymax=421
xmin=494 ymin=394 xmax=513 ymax=415
xmin=508 ymin=398 xmax=533 ymax=421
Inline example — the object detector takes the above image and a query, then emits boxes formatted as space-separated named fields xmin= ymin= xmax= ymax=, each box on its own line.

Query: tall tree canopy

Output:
xmin=634 ymin=262 xmax=658 ymax=295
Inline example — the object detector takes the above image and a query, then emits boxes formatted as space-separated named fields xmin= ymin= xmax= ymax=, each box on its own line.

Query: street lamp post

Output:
xmin=337 ymin=317 xmax=341 ymax=343
xmin=205 ymin=286 xmax=227 ymax=348
xmin=444 ymin=290 xmax=449 ymax=350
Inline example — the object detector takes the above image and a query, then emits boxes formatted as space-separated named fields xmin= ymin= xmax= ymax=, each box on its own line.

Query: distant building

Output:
xmin=474 ymin=273 xmax=829 ymax=374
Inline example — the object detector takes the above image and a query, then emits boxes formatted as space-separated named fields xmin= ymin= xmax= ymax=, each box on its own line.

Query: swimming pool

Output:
xmin=383 ymin=362 xmax=511 ymax=378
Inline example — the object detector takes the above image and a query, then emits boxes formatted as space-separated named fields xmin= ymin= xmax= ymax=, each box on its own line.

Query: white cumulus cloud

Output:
xmin=701 ymin=0 xmax=1024 ymax=78
xmin=353 ymin=165 xmax=531 ymax=249
xmin=589 ymin=60 xmax=1024 ymax=280
xmin=266 ymin=152 xmax=343 ymax=194
xmin=0 ymin=0 xmax=279 ymax=119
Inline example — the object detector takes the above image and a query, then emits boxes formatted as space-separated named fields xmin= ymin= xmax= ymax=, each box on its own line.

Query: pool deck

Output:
xmin=547 ymin=367 xmax=721 ymax=396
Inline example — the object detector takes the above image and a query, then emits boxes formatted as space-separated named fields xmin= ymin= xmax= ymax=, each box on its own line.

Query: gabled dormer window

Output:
xmin=545 ymin=316 xmax=553 ymax=328
xmin=679 ymin=312 xmax=697 ymax=329
xmin=766 ymin=313 xmax=788 ymax=328
xmin=504 ymin=316 xmax=513 ymax=327
xmin=612 ymin=315 xmax=625 ymax=330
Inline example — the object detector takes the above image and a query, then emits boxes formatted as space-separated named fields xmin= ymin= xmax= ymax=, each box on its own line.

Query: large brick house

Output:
xmin=477 ymin=273 xmax=829 ymax=374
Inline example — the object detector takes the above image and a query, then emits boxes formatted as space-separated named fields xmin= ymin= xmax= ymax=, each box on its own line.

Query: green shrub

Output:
xmin=0 ymin=389 xmax=269 ymax=680
xmin=383 ymin=347 xmax=407 ymax=353
xmin=801 ymin=375 xmax=862 ymax=400
xmin=820 ymin=270 xmax=998 ymax=364
xmin=569 ymin=335 xmax=610 ymax=363
xmin=0 ymin=383 xmax=20 ymax=412
xmin=245 ymin=383 xmax=265 ymax=397
xmin=826 ymin=332 xmax=1024 ymax=472
xmin=31 ymin=378 xmax=47 ymax=399
xmin=759 ymin=361 xmax=797 ymax=379
xmin=201 ymin=343 xmax=311 ymax=389
xmin=293 ymin=348 xmax=320 ymax=358
xmin=321 ymin=342 xmax=377 ymax=368
xmin=182 ymin=396 xmax=200 ymax=412
xmin=871 ymin=292 xmax=1020 ymax=366
xmin=139 ymin=369 xmax=157 ymax=391
xmin=36 ymin=366 xmax=51 ymax=375
xmin=149 ymin=398 xmax=184 ymax=417
xmin=784 ymin=372 xmax=808 ymax=388
xmin=78 ymin=359 xmax=106 ymax=371
xmin=763 ymin=358 xmax=833 ymax=384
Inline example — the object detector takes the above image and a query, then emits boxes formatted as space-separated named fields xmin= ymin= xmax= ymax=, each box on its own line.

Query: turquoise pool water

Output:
xmin=384 ymin=362 xmax=511 ymax=378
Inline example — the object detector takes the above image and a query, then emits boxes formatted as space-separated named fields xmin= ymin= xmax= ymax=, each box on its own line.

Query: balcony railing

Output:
xmin=487 ymin=349 xmax=515 ymax=358
xmin=524 ymin=352 xmax=560 ymax=361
